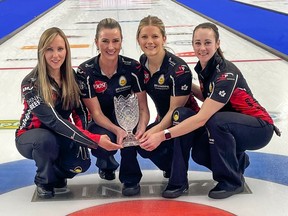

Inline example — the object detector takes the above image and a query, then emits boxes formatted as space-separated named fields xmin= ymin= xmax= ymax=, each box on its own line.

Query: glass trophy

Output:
xmin=114 ymin=94 xmax=140 ymax=147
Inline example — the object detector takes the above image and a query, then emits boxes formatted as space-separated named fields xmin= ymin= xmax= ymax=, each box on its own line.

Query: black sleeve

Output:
xmin=22 ymin=84 xmax=98 ymax=149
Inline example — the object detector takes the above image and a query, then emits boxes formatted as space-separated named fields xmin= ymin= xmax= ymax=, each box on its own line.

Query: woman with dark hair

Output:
xmin=76 ymin=18 xmax=149 ymax=196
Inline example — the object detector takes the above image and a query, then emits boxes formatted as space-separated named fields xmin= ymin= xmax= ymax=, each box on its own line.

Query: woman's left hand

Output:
xmin=139 ymin=131 xmax=164 ymax=151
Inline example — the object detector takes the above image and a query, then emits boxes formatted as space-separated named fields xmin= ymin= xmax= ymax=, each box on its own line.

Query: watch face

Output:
xmin=164 ymin=130 xmax=171 ymax=140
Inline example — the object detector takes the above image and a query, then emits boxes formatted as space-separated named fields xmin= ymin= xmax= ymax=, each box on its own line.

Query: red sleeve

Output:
xmin=69 ymin=114 xmax=101 ymax=144
xmin=71 ymin=109 xmax=85 ymax=129
xmin=78 ymin=127 xmax=101 ymax=144
xmin=185 ymin=93 xmax=200 ymax=113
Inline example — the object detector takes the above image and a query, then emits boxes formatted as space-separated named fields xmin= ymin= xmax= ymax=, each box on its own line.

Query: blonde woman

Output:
xmin=15 ymin=27 xmax=120 ymax=199
xmin=136 ymin=15 xmax=199 ymax=198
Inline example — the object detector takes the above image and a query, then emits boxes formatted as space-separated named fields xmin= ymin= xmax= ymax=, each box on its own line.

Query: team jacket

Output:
xmin=76 ymin=54 xmax=145 ymax=121
xmin=15 ymin=70 xmax=100 ymax=149
xmin=140 ymin=50 xmax=193 ymax=119
xmin=195 ymin=53 xmax=273 ymax=125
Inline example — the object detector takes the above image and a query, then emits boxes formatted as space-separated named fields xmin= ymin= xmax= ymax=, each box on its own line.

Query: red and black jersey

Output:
xmin=76 ymin=54 xmax=145 ymax=121
xmin=15 ymin=70 xmax=100 ymax=149
xmin=195 ymin=53 xmax=273 ymax=124
xmin=140 ymin=50 xmax=192 ymax=119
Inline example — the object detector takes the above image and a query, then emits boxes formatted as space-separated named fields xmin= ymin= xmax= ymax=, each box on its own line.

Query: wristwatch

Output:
xmin=164 ymin=129 xmax=172 ymax=140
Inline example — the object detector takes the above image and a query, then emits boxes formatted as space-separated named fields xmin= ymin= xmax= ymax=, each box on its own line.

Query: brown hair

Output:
xmin=95 ymin=18 xmax=123 ymax=40
xmin=192 ymin=22 xmax=224 ymax=59
xmin=136 ymin=15 xmax=166 ymax=39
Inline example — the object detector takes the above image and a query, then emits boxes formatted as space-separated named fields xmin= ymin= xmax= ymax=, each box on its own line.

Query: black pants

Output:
xmin=172 ymin=107 xmax=274 ymax=189
xmin=119 ymin=141 xmax=174 ymax=184
xmin=15 ymin=128 xmax=91 ymax=187
xmin=114 ymin=120 xmax=174 ymax=184
xmin=137 ymin=132 xmax=174 ymax=173
xmin=168 ymin=108 xmax=203 ymax=186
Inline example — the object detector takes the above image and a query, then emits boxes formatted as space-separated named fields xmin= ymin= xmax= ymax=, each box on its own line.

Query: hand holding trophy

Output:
xmin=114 ymin=94 xmax=140 ymax=147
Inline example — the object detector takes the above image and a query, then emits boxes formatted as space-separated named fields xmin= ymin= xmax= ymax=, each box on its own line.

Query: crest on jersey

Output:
xmin=158 ymin=74 xmax=165 ymax=85
xmin=119 ymin=76 xmax=127 ymax=87
xmin=209 ymin=83 xmax=213 ymax=93
xmin=173 ymin=110 xmax=180 ymax=122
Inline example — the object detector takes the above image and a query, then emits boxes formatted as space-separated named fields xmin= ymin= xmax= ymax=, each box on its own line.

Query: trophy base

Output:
xmin=123 ymin=135 xmax=140 ymax=148
xmin=123 ymin=142 xmax=140 ymax=148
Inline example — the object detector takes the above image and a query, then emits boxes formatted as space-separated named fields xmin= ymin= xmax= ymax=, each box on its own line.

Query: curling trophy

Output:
xmin=114 ymin=94 xmax=140 ymax=147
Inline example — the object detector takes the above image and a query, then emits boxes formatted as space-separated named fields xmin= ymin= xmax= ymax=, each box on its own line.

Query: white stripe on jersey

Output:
xmin=170 ymin=75 xmax=176 ymax=96
xmin=132 ymin=72 xmax=143 ymax=92
xmin=49 ymin=103 xmax=95 ymax=146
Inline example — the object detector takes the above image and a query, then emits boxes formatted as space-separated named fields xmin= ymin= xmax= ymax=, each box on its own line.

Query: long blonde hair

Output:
xmin=35 ymin=27 xmax=80 ymax=109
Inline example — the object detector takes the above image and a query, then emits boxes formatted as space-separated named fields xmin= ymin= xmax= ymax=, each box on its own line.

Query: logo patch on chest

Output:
xmin=158 ymin=74 xmax=165 ymax=85
xmin=119 ymin=76 xmax=127 ymax=86
xmin=93 ymin=80 xmax=107 ymax=93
